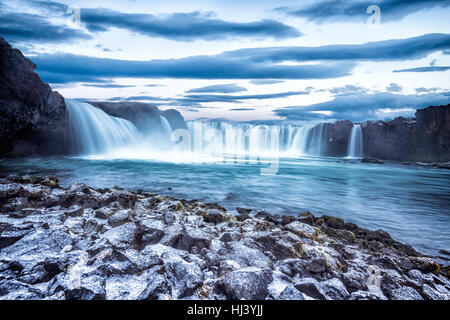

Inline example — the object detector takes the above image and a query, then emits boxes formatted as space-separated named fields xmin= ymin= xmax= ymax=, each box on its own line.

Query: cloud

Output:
xmin=230 ymin=108 xmax=256 ymax=111
xmin=81 ymin=9 xmax=301 ymax=41
xmin=25 ymin=1 xmax=300 ymax=42
xmin=181 ymin=90 xmax=310 ymax=103
xmin=0 ymin=10 xmax=90 ymax=44
xmin=393 ymin=66 xmax=450 ymax=72
xmin=329 ymin=85 xmax=368 ymax=95
xmin=386 ymin=83 xmax=403 ymax=92
xmin=186 ymin=84 xmax=247 ymax=93
xmin=250 ymin=79 xmax=285 ymax=85
xmin=81 ymin=83 xmax=135 ymax=88
xmin=31 ymin=54 xmax=354 ymax=84
xmin=224 ymin=33 xmax=450 ymax=63
xmin=106 ymin=90 xmax=309 ymax=105
xmin=30 ymin=33 xmax=450 ymax=84
xmin=278 ymin=0 xmax=450 ymax=23
xmin=274 ymin=92 xmax=450 ymax=121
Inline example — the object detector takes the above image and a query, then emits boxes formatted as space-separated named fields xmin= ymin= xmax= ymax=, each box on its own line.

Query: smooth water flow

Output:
xmin=66 ymin=100 xmax=139 ymax=155
xmin=66 ymin=99 xmax=328 ymax=160
xmin=347 ymin=125 xmax=363 ymax=158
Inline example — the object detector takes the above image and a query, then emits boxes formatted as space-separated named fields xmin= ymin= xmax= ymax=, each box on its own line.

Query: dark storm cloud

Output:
xmin=186 ymin=84 xmax=248 ymax=93
xmin=277 ymin=0 xmax=450 ymax=23
xmin=274 ymin=92 xmax=450 ymax=121
xmin=393 ymin=66 xmax=450 ymax=72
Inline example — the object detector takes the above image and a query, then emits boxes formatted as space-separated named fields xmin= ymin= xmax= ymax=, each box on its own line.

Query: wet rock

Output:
xmin=236 ymin=207 xmax=252 ymax=215
xmin=221 ymin=267 xmax=273 ymax=300
xmin=361 ymin=158 xmax=384 ymax=164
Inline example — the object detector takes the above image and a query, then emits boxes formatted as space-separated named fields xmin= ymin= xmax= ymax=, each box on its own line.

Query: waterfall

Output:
xmin=347 ymin=124 xmax=363 ymax=158
xmin=185 ymin=121 xmax=325 ymax=158
xmin=65 ymin=99 xmax=328 ymax=160
xmin=66 ymin=99 xmax=139 ymax=155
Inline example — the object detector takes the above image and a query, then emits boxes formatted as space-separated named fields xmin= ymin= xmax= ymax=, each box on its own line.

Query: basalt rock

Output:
xmin=0 ymin=176 xmax=448 ymax=300
xmin=0 ymin=37 xmax=67 ymax=157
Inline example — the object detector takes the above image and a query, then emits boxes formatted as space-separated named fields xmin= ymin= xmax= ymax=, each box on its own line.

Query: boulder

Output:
xmin=221 ymin=267 xmax=273 ymax=300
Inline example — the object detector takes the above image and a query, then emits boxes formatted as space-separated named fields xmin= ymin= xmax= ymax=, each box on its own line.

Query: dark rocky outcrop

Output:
xmin=411 ymin=104 xmax=450 ymax=162
xmin=322 ymin=120 xmax=353 ymax=157
xmin=0 ymin=37 xmax=67 ymax=157
xmin=88 ymin=101 xmax=187 ymax=132
xmin=0 ymin=176 xmax=448 ymax=300
xmin=321 ymin=105 xmax=450 ymax=162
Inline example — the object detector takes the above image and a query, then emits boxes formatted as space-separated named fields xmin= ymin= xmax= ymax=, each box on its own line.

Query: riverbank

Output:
xmin=0 ymin=176 xmax=449 ymax=300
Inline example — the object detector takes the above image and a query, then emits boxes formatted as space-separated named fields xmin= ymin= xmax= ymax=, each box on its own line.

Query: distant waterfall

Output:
xmin=346 ymin=124 xmax=363 ymax=158
xmin=66 ymin=99 xmax=139 ymax=155
xmin=186 ymin=121 xmax=325 ymax=158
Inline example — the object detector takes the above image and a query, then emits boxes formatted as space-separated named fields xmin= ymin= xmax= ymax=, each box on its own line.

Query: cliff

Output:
xmin=320 ymin=105 xmax=450 ymax=162
xmin=0 ymin=37 xmax=67 ymax=157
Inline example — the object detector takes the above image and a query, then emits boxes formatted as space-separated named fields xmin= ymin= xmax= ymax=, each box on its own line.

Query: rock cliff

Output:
xmin=320 ymin=105 xmax=450 ymax=162
xmin=0 ymin=37 xmax=67 ymax=157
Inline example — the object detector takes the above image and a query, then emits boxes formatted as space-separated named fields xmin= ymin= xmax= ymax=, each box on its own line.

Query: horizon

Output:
xmin=1 ymin=0 xmax=450 ymax=122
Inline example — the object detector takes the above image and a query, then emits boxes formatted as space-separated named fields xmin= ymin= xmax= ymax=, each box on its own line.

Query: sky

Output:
xmin=1 ymin=0 xmax=450 ymax=122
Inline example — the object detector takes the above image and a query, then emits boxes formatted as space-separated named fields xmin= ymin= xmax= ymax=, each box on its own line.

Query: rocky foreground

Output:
xmin=0 ymin=176 xmax=449 ymax=300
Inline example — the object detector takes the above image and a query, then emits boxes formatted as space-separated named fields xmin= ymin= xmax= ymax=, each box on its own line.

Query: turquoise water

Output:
xmin=1 ymin=156 xmax=449 ymax=263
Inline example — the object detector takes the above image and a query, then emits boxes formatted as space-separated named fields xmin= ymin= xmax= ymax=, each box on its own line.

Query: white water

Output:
xmin=347 ymin=124 xmax=363 ymax=158
xmin=66 ymin=99 xmax=139 ymax=155
xmin=66 ymin=99 xmax=328 ymax=161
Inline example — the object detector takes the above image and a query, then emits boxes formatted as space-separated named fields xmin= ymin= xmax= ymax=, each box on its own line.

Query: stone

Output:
xmin=294 ymin=278 xmax=327 ymax=300
xmin=107 ymin=209 xmax=131 ymax=227
xmin=390 ymin=287 xmax=423 ymax=300
xmin=319 ymin=278 xmax=350 ymax=300
xmin=278 ymin=286 xmax=304 ymax=300
xmin=222 ymin=267 xmax=273 ymax=300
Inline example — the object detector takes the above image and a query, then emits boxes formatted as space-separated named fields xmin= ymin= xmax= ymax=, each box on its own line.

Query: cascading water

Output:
xmin=185 ymin=121 xmax=325 ymax=159
xmin=66 ymin=99 xmax=139 ymax=155
xmin=65 ymin=99 xmax=327 ymax=161
xmin=346 ymin=124 xmax=363 ymax=158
